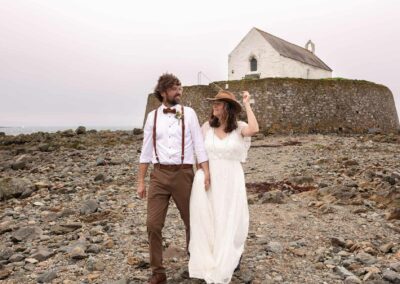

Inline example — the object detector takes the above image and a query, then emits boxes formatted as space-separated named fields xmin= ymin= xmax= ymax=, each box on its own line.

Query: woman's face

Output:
xmin=212 ymin=101 xmax=226 ymax=118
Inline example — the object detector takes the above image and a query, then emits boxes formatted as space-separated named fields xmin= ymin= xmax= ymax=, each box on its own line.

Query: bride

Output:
xmin=188 ymin=90 xmax=259 ymax=283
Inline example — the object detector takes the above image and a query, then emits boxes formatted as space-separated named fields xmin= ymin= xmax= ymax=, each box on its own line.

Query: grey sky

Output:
xmin=1 ymin=0 xmax=399 ymax=127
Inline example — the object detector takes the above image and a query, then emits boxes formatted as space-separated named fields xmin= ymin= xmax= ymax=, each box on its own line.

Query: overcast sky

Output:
xmin=1 ymin=0 xmax=399 ymax=128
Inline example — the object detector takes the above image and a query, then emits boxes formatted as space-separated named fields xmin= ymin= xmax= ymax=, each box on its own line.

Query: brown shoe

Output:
xmin=147 ymin=273 xmax=167 ymax=284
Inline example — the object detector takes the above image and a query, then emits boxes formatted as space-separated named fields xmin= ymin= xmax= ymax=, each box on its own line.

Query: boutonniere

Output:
xmin=175 ymin=111 xmax=184 ymax=125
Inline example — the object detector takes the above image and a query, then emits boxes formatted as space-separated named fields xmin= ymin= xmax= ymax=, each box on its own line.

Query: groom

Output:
xmin=137 ymin=73 xmax=210 ymax=284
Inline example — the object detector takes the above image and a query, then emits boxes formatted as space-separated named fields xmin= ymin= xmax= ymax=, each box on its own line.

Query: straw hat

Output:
xmin=206 ymin=90 xmax=242 ymax=114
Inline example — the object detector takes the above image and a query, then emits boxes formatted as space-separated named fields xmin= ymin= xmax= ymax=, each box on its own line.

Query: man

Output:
xmin=137 ymin=73 xmax=210 ymax=284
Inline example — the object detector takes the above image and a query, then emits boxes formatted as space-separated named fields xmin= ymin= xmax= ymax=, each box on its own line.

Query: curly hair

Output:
xmin=209 ymin=101 xmax=238 ymax=133
xmin=153 ymin=73 xmax=181 ymax=102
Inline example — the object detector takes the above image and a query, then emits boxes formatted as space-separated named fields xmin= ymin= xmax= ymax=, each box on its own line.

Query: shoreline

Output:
xmin=0 ymin=126 xmax=140 ymax=136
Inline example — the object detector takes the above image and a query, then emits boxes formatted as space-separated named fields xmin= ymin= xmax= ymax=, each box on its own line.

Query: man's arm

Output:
xmin=137 ymin=111 xmax=154 ymax=199
xmin=189 ymin=108 xmax=210 ymax=190
xmin=137 ymin=163 xmax=149 ymax=199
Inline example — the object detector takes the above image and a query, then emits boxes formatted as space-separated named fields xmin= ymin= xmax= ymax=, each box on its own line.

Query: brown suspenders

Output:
xmin=181 ymin=105 xmax=185 ymax=164
xmin=152 ymin=105 xmax=185 ymax=165
xmin=152 ymin=108 xmax=160 ymax=164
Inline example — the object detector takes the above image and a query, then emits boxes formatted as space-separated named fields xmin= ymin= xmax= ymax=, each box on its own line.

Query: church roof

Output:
xmin=254 ymin=28 xmax=332 ymax=71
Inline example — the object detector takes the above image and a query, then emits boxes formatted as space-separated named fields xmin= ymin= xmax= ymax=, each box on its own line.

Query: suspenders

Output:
xmin=152 ymin=109 xmax=160 ymax=164
xmin=152 ymin=105 xmax=185 ymax=165
xmin=181 ymin=106 xmax=185 ymax=164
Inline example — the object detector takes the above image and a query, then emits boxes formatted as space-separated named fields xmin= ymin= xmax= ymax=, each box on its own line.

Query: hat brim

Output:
xmin=206 ymin=98 xmax=242 ymax=114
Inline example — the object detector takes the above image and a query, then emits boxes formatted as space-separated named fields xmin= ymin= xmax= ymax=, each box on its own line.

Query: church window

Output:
xmin=250 ymin=57 xmax=257 ymax=71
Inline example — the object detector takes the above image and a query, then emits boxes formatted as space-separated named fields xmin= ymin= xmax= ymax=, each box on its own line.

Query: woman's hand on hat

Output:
xmin=242 ymin=91 xmax=251 ymax=105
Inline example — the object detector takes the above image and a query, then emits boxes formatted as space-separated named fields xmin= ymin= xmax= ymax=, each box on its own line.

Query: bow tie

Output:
xmin=163 ymin=108 xmax=176 ymax=114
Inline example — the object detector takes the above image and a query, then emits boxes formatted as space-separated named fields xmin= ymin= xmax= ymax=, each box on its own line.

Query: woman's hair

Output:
xmin=153 ymin=73 xmax=181 ymax=102
xmin=209 ymin=101 xmax=238 ymax=133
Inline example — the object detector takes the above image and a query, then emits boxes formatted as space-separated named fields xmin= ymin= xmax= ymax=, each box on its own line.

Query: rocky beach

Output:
xmin=0 ymin=127 xmax=399 ymax=284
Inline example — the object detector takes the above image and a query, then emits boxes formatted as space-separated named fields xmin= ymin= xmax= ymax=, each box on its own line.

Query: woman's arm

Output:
xmin=241 ymin=91 xmax=259 ymax=137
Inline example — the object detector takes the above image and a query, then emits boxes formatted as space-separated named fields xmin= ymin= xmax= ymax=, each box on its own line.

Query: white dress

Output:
xmin=189 ymin=121 xmax=251 ymax=284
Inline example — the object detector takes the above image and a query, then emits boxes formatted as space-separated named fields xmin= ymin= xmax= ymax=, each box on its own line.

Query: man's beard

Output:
xmin=167 ymin=95 xmax=181 ymax=106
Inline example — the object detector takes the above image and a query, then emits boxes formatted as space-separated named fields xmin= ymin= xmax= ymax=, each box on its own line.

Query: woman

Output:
xmin=188 ymin=90 xmax=259 ymax=284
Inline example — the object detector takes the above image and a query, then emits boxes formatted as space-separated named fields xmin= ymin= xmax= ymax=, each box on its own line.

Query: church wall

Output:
xmin=228 ymin=28 xmax=332 ymax=80
xmin=228 ymin=29 xmax=281 ymax=80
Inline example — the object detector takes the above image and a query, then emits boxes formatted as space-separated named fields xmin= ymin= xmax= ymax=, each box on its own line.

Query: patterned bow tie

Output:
xmin=163 ymin=108 xmax=176 ymax=114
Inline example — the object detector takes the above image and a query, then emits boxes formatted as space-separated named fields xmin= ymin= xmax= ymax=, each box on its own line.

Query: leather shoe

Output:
xmin=147 ymin=273 xmax=167 ymax=284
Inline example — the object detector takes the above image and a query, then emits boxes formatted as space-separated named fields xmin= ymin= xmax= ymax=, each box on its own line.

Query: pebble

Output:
xmin=1 ymin=131 xmax=399 ymax=283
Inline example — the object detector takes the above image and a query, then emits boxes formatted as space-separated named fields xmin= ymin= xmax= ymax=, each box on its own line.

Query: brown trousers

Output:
xmin=147 ymin=165 xmax=194 ymax=274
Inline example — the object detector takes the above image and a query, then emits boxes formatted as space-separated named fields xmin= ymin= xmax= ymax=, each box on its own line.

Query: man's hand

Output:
xmin=137 ymin=182 xmax=147 ymax=199
xmin=137 ymin=163 xmax=149 ymax=199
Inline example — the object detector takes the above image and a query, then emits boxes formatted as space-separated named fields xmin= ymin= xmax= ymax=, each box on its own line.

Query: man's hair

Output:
xmin=154 ymin=73 xmax=181 ymax=102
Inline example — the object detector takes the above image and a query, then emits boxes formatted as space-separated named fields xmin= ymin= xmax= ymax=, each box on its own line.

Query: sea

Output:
xmin=0 ymin=126 xmax=138 ymax=136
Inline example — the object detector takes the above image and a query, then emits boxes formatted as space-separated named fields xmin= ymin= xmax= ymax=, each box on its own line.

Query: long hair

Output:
xmin=153 ymin=73 xmax=181 ymax=102
xmin=209 ymin=101 xmax=238 ymax=133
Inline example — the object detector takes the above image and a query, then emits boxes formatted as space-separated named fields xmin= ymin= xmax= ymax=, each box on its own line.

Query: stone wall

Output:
xmin=143 ymin=78 xmax=400 ymax=134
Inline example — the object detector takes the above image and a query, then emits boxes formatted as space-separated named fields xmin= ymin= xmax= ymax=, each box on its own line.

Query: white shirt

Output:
xmin=139 ymin=104 xmax=208 ymax=165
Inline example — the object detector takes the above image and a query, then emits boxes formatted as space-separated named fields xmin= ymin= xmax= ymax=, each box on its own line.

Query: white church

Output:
xmin=228 ymin=27 xmax=332 ymax=80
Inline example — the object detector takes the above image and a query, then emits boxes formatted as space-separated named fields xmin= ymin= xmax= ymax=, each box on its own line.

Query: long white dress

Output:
xmin=189 ymin=121 xmax=251 ymax=284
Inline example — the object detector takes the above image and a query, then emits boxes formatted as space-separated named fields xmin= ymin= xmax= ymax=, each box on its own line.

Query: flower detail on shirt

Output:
xmin=175 ymin=111 xmax=184 ymax=124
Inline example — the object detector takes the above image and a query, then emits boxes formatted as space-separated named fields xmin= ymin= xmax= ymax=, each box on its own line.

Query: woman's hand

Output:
xmin=204 ymin=171 xmax=210 ymax=191
xmin=198 ymin=161 xmax=211 ymax=191
xmin=242 ymin=91 xmax=251 ymax=105
xmin=240 ymin=90 xmax=259 ymax=137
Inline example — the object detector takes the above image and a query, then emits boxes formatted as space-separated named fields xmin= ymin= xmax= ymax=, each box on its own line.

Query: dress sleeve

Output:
xmin=237 ymin=121 xmax=251 ymax=163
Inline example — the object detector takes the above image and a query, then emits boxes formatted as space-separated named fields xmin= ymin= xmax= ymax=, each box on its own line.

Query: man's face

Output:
xmin=163 ymin=84 xmax=182 ymax=106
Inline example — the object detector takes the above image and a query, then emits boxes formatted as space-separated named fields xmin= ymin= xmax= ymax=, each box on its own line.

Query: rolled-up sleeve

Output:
xmin=139 ymin=111 xmax=154 ymax=163
xmin=189 ymin=108 xmax=208 ymax=164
